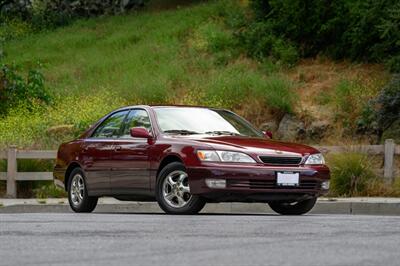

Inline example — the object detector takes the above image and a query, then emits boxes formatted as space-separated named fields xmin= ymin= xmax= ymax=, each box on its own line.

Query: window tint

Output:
xmin=121 ymin=109 xmax=152 ymax=138
xmin=92 ymin=111 xmax=129 ymax=138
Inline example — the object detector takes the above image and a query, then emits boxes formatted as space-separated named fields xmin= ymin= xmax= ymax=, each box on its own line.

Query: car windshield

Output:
xmin=154 ymin=107 xmax=263 ymax=137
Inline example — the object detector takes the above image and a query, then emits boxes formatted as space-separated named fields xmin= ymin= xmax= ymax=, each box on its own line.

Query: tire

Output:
xmin=67 ymin=168 xmax=98 ymax=213
xmin=156 ymin=162 xmax=206 ymax=215
xmin=268 ymin=197 xmax=317 ymax=215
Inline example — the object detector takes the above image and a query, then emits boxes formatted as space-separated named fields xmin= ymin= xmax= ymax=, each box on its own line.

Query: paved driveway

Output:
xmin=0 ymin=213 xmax=399 ymax=266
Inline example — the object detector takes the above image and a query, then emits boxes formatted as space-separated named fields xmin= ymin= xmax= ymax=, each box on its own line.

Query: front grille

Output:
xmin=227 ymin=179 xmax=319 ymax=190
xmin=259 ymin=156 xmax=302 ymax=165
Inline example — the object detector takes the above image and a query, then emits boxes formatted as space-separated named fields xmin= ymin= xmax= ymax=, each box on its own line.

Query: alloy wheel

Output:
xmin=162 ymin=170 xmax=192 ymax=208
xmin=70 ymin=174 xmax=85 ymax=206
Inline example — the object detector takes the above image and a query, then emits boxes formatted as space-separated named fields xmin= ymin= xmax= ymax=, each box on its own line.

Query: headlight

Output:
xmin=305 ymin=153 xmax=325 ymax=165
xmin=197 ymin=150 xmax=256 ymax=163
xmin=216 ymin=151 xmax=256 ymax=163
xmin=196 ymin=150 xmax=220 ymax=161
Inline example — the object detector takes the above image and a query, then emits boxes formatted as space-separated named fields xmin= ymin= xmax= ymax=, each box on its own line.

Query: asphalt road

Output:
xmin=1 ymin=213 xmax=399 ymax=266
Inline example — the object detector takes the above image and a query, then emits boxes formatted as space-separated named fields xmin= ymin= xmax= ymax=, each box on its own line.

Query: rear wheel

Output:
xmin=156 ymin=162 xmax=205 ymax=214
xmin=67 ymin=168 xmax=98 ymax=213
xmin=268 ymin=197 xmax=317 ymax=215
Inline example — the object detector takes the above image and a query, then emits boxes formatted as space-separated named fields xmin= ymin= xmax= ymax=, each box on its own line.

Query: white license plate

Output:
xmin=276 ymin=172 xmax=299 ymax=186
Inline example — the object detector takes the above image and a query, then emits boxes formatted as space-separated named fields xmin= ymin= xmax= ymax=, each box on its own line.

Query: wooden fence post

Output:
xmin=6 ymin=146 xmax=17 ymax=198
xmin=384 ymin=139 xmax=395 ymax=183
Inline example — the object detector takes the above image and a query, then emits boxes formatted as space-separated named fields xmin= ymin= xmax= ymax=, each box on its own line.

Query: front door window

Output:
xmin=92 ymin=111 xmax=129 ymax=138
xmin=120 ymin=109 xmax=152 ymax=138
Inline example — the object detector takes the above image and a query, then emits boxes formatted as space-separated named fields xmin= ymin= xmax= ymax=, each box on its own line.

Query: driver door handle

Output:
xmin=114 ymin=145 xmax=122 ymax=151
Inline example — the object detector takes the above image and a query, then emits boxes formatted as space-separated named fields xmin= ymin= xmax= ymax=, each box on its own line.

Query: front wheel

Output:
xmin=268 ymin=197 xmax=317 ymax=215
xmin=156 ymin=162 xmax=206 ymax=215
xmin=67 ymin=168 xmax=98 ymax=213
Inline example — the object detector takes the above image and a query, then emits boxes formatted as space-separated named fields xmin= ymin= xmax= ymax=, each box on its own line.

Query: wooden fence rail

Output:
xmin=0 ymin=140 xmax=399 ymax=198
xmin=0 ymin=147 xmax=57 ymax=198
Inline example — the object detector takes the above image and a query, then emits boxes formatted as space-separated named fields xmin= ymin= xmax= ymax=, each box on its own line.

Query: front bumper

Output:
xmin=187 ymin=163 xmax=330 ymax=202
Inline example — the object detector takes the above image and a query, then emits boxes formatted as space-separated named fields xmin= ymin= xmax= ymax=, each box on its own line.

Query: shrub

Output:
xmin=238 ymin=22 xmax=299 ymax=66
xmin=358 ymin=74 xmax=400 ymax=140
xmin=386 ymin=55 xmax=400 ymax=73
xmin=213 ymin=1 xmax=298 ymax=66
xmin=30 ymin=0 xmax=147 ymax=29
xmin=213 ymin=0 xmax=247 ymax=29
xmin=0 ymin=64 xmax=51 ymax=116
xmin=328 ymin=153 xmax=376 ymax=196
xmin=0 ymin=0 xmax=147 ymax=37
xmin=377 ymin=2 xmax=400 ymax=72
xmin=241 ymin=0 xmax=400 ymax=71
xmin=34 ymin=183 xmax=67 ymax=199
xmin=0 ymin=17 xmax=32 ymax=42
xmin=321 ymin=77 xmax=384 ymax=136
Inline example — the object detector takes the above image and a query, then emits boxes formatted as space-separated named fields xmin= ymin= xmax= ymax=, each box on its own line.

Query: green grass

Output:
xmin=4 ymin=3 xmax=224 ymax=98
xmin=1 ymin=1 xmax=296 ymax=149
xmin=34 ymin=183 xmax=67 ymax=199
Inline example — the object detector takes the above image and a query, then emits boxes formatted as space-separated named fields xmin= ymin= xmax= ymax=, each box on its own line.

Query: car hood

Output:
xmin=178 ymin=135 xmax=319 ymax=156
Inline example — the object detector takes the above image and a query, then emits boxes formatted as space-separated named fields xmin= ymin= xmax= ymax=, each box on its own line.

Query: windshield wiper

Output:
xmin=205 ymin=131 xmax=243 ymax=136
xmin=164 ymin=129 xmax=200 ymax=135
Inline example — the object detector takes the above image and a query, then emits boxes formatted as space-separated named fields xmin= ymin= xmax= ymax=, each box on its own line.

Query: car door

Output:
xmin=81 ymin=110 xmax=129 ymax=195
xmin=110 ymin=109 xmax=153 ymax=194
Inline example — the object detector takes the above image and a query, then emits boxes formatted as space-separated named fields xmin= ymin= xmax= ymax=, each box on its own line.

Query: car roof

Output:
xmin=151 ymin=104 xmax=220 ymax=109
xmin=118 ymin=104 xmax=225 ymax=111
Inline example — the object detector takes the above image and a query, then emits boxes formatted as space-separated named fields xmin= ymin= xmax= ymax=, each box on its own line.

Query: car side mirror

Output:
xmin=263 ymin=131 xmax=273 ymax=139
xmin=130 ymin=127 xmax=152 ymax=139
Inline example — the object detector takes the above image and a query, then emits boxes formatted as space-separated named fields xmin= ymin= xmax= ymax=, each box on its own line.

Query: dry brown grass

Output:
xmin=290 ymin=57 xmax=388 ymax=118
xmin=363 ymin=178 xmax=400 ymax=197
xmin=285 ymin=57 xmax=390 ymax=143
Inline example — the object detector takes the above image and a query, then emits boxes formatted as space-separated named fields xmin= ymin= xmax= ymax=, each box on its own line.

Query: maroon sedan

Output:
xmin=54 ymin=105 xmax=330 ymax=215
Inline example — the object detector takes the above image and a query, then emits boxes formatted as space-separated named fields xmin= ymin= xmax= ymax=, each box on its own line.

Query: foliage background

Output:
xmin=0 ymin=0 xmax=399 ymax=197
xmin=242 ymin=0 xmax=400 ymax=72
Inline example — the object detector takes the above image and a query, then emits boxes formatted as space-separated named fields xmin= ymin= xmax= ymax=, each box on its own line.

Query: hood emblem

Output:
xmin=275 ymin=150 xmax=283 ymax=154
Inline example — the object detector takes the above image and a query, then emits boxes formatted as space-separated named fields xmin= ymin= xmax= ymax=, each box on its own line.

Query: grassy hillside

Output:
xmin=0 ymin=0 xmax=389 ymax=149
xmin=1 ymin=0 xmax=398 ymax=198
